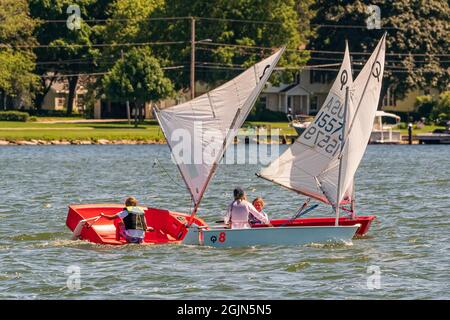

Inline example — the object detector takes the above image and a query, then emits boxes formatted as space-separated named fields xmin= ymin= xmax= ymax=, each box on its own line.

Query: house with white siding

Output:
xmin=260 ymin=69 xmax=336 ymax=116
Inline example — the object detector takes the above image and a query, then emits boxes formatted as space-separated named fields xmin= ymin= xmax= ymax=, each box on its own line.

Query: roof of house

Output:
xmin=263 ymin=82 xmax=292 ymax=93
xmin=263 ymin=83 xmax=311 ymax=96
xmin=280 ymin=83 xmax=298 ymax=93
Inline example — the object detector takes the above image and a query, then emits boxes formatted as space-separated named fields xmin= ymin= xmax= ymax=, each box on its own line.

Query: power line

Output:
xmin=3 ymin=38 xmax=448 ymax=58
xmin=310 ymin=23 xmax=399 ymax=30
xmin=37 ymin=61 xmax=434 ymax=74
xmin=41 ymin=16 xmax=191 ymax=23
xmin=196 ymin=17 xmax=281 ymax=25
xmin=39 ymin=65 xmax=186 ymax=78
xmin=198 ymin=42 xmax=450 ymax=57
xmin=38 ymin=15 xmax=407 ymax=31
xmin=1 ymin=41 xmax=186 ymax=49
xmin=196 ymin=61 xmax=345 ymax=70
xmin=295 ymin=67 xmax=442 ymax=74
xmin=308 ymin=56 xmax=450 ymax=63
xmin=39 ymin=62 xmax=442 ymax=78
xmin=33 ymin=49 xmax=447 ymax=73
xmin=195 ymin=43 xmax=450 ymax=60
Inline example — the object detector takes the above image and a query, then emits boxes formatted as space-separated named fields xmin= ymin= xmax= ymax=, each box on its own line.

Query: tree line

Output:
xmin=0 ymin=0 xmax=448 ymax=117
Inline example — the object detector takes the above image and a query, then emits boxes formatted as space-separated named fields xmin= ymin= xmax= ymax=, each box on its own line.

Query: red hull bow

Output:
xmin=66 ymin=204 xmax=207 ymax=245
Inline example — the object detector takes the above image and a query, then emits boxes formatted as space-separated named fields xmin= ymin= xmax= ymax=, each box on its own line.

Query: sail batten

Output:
xmin=155 ymin=47 xmax=285 ymax=211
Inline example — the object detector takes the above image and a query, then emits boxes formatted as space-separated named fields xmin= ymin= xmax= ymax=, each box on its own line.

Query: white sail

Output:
xmin=336 ymin=34 xmax=386 ymax=203
xmin=259 ymin=35 xmax=386 ymax=208
xmin=154 ymin=48 xmax=285 ymax=207
xmin=258 ymin=43 xmax=353 ymax=204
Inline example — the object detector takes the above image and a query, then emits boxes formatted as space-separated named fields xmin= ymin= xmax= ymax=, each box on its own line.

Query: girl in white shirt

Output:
xmin=224 ymin=188 xmax=271 ymax=229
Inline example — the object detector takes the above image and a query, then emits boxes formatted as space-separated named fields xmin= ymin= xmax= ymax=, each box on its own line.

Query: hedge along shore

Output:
xmin=0 ymin=139 xmax=166 ymax=146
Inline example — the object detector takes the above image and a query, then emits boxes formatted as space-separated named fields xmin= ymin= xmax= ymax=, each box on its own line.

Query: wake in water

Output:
xmin=306 ymin=240 xmax=354 ymax=249
xmin=8 ymin=232 xmax=68 ymax=242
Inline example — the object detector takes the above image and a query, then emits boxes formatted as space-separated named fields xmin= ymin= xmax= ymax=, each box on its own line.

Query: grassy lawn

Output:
xmin=2 ymin=119 xmax=440 ymax=142
xmin=0 ymin=120 xmax=164 ymax=141
xmin=245 ymin=121 xmax=297 ymax=135
xmin=0 ymin=120 xmax=296 ymax=141
xmin=34 ymin=116 xmax=84 ymax=122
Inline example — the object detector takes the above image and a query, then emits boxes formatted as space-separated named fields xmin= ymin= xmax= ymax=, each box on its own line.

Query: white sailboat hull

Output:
xmin=182 ymin=225 xmax=359 ymax=248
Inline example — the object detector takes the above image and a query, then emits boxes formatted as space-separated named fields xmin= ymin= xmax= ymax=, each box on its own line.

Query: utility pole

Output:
xmin=121 ymin=49 xmax=131 ymax=124
xmin=190 ymin=16 xmax=196 ymax=100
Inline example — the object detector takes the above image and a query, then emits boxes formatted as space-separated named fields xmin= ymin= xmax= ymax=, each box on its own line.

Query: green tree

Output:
xmin=432 ymin=91 xmax=450 ymax=123
xmin=308 ymin=0 xmax=449 ymax=101
xmin=29 ymin=0 xmax=101 ymax=114
xmin=90 ymin=0 xmax=164 ymax=98
xmin=102 ymin=48 xmax=174 ymax=127
xmin=0 ymin=0 xmax=39 ymax=108
xmin=96 ymin=0 xmax=163 ymax=45
xmin=147 ymin=0 xmax=310 ymax=91
xmin=414 ymin=95 xmax=435 ymax=119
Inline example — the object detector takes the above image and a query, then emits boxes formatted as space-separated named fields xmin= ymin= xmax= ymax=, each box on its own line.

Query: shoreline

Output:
xmin=0 ymin=138 xmax=423 ymax=146
xmin=0 ymin=139 xmax=166 ymax=146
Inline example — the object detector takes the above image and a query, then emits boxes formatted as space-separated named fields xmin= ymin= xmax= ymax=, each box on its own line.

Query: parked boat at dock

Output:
xmin=288 ymin=114 xmax=314 ymax=136
xmin=369 ymin=111 xmax=401 ymax=144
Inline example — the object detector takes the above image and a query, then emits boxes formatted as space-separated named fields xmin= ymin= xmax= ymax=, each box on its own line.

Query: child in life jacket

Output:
xmin=249 ymin=197 xmax=270 ymax=226
xmin=101 ymin=197 xmax=152 ymax=243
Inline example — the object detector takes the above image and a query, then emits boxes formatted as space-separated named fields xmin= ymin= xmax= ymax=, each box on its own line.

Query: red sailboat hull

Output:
xmin=255 ymin=216 xmax=376 ymax=237
xmin=66 ymin=204 xmax=207 ymax=245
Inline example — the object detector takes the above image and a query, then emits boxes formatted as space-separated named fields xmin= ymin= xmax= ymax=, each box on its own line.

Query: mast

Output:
xmin=335 ymin=86 xmax=349 ymax=226
xmin=351 ymin=180 xmax=356 ymax=219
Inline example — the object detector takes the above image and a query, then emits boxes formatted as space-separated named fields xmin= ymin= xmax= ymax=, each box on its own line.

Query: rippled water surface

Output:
xmin=0 ymin=144 xmax=449 ymax=299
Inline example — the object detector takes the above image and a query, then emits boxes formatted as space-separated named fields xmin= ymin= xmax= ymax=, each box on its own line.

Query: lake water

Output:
xmin=0 ymin=144 xmax=449 ymax=299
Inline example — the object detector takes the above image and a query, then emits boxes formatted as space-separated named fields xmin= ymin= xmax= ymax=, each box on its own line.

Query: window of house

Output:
xmin=325 ymin=71 xmax=336 ymax=83
xmin=258 ymin=96 xmax=267 ymax=110
xmin=56 ymin=97 xmax=65 ymax=108
xmin=77 ymin=94 xmax=85 ymax=111
xmin=309 ymin=70 xmax=333 ymax=84
xmin=310 ymin=96 xmax=319 ymax=113
xmin=383 ymin=86 xmax=397 ymax=107
xmin=309 ymin=70 xmax=318 ymax=84
xmin=295 ymin=72 xmax=301 ymax=84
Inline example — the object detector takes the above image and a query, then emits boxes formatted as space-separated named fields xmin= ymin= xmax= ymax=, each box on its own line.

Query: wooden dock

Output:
xmin=416 ymin=133 xmax=450 ymax=144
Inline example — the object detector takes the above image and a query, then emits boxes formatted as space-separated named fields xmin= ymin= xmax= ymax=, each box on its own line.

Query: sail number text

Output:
xmin=300 ymin=96 xmax=346 ymax=157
